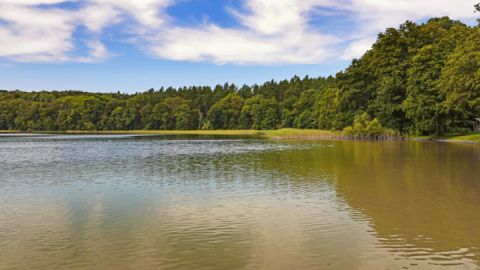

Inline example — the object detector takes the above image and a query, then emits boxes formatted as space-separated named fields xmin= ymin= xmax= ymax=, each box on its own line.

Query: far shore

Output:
xmin=0 ymin=129 xmax=339 ymax=140
xmin=1 ymin=129 xmax=479 ymax=144
xmin=413 ymin=133 xmax=480 ymax=144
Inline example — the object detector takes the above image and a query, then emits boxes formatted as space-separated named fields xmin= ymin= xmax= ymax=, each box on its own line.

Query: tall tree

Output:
xmin=439 ymin=28 xmax=480 ymax=131
xmin=207 ymin=93 xmax=244 ymax=129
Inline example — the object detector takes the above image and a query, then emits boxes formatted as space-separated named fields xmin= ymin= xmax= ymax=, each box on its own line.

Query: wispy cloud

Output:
xmin=0 ymin=0 xmax=173 ymax=62
xmin=0 ymin=0 xmax=477 ymax=64
xmin=145 ymin=0 xmax=340 ymax=64
xmin=0 ymin=2 xmax=76 ymax=62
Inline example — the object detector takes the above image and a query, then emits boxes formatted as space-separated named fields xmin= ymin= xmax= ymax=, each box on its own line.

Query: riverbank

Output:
xmin=2 ymin=129 xmax=479 ymax=144
xmin=416 ymin=133 xmax=480 ymax=144
xmin=0 ymin=129 xmax=339 ymax=140
xmin=445 ymin=134 xmax=480 ymax=143
xmin=406 ymin=134 xmax=480 ymax=144
xmin=64 ymin=129 xmax=340 ymax=140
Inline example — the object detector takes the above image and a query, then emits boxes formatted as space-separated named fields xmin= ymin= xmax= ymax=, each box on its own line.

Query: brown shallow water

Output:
xmin=0 ymin=135 xmax=479 ymax=269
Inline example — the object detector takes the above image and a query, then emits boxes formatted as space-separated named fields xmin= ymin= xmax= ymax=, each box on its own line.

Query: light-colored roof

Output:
xmin=475 ymin=118 xmax=480 ymax=121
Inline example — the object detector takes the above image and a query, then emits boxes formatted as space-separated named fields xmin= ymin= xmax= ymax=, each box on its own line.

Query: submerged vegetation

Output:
xmin=1 ymin=11 xmax=479 ymax=138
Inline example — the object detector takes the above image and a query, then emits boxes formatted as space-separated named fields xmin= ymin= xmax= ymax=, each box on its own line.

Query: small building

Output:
xmin=475 ymin=118 xmax=480 ymax=133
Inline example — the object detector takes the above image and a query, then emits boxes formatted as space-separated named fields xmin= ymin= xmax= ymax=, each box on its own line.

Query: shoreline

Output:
xmin=1 ymin=129 xmax=479 ymax=144
xmin=0 ymin=129 xmax=339 ymax=140
xmin=412 ymin=137 xmax=480 ymax=145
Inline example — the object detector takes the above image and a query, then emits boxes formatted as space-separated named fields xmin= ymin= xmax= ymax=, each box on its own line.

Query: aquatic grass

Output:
xmin=257 ymin=129 xmax=339 ymax=139
xmin=9 ymin=128 xmax=479 ymax=143
xmin=61 ymin=129 xmax=338 ymax=140
xmin=64 ymin=129 xmax=264 ymax=136
xmin=443 ymin=133 xmax=480 ymax=143
xmin=410 ymin=133 xmax=480 ymax=144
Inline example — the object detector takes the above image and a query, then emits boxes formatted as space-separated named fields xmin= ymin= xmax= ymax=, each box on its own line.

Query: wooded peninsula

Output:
xmin=1 ymin=15 xmax=479 ymax=137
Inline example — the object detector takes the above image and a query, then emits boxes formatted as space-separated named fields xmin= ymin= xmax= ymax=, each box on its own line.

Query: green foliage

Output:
xmin=402 ymin=20 xmax=468 ymax=135
xmin=476 ymin=3 xmax=480 ymax=23
xmin=314 ymin=87 xmax=343 ymax=130
xmin=207 ymin=93 xmax=244 ymax=129
xmin=148 ymin=97 xmax=199 ymax=130
xmin=240 ymin=95 xmax=280 ymax=130
xmin=438 ymin=28 xmax=480 ymax=131
xmin=291 ymin=90 xmax=317 ymax=129
xmin=342 ymin=113 xmax=388 ymax=138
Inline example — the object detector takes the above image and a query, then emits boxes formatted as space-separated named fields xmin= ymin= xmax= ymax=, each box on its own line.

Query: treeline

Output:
xmin=0 ymin=16 xmax=479 ymax=135
xmin=0 ymin=77 xmax=334 ymax=131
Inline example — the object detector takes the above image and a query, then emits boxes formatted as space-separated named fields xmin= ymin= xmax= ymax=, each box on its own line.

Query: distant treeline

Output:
xmin=1 ymin=17 xmax=479 ymax=135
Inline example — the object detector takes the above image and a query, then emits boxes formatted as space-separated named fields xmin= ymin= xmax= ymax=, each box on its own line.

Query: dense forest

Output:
xmin=1 ymin=12 xmax=479 ymax=135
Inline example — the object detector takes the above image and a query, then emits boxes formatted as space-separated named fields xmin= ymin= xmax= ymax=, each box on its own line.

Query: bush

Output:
xmin=366 ymin=119 xmax=383 ymax=136
xmin=342 ymin=112 xmax=398 ymax=140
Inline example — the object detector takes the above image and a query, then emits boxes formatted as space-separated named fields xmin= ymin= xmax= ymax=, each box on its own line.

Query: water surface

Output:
xmin=1 ymin=136 xmax=479 ymax=269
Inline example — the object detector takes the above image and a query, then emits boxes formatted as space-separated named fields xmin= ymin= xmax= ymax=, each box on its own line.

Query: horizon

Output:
xmin=0 ymin=0 xmax=478 ymax=93
xmin=1 ymin=74 xmax=333 ymax=94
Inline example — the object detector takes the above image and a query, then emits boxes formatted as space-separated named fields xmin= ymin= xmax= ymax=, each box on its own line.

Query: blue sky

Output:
xmin=0 ymin=0 xmax=478 ymax=93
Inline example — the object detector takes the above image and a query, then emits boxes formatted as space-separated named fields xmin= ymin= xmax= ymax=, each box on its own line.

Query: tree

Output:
xmin=314 ymin=86 xmax=343 ymax=130
xmin=402 ymin=20 xmax=468 ymax=135
xmin=439 ymin=28 xmax=480 ymax=132
xmin=476 ymin=3 xmax=480 ymax=24
xmin=110 ymin=107 xmax=127 ymax=130
xmin=291 ymin=90 xmax=317 ymax=129
xmin=240 ymin=96 xmax=280 ymax=130
xmin=207 ymin=93 xmax=244 ymax=129
xmin=174 ymin=102 xmax=199 ymax=130
xmin=369 ymin=74 xmax=407 ymax=131
xmin=343 ymin=112 xmax=385 ymax=138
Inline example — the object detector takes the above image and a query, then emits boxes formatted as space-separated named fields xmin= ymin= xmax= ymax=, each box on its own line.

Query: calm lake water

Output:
xmin=1 ymin=135 xmax=479 ymax=269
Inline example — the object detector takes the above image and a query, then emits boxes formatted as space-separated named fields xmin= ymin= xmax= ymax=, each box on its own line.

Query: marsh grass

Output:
xmin=61 ymin=129 xmax=339 ymax=140
xmin=442 ymin=133 xmax=480 ymax=143
xmin=5 ymin=128 xmax=478 ymax=143
xmin=411 ymin=133 xmax=480 ymax=144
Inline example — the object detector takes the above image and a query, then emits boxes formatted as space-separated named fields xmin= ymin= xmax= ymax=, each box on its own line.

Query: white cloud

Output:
xmin=336 ymin=0 xmax=479 ymax=58
xmin=146 ymin=0 xmax=339 ymax=64
xmin=80 ymin=3 xmax=120 ymax=33
xmin=0 ymin=3 xmax=76 ymax=61
xmin=233 ymin=0 xmax=307 ymax=35
xmin=74 ymin=39 xmax=109 ymax=63
xmin=1 ymin=0 xmax=68 ymax=5
xmin=0 ymin=0 xmax=477 ymax=64
xmin=349 ymin=0 xmax=478 ymax=35
xmin=88 ymin=0 xmax=172 ymax=27
xmin=149 ymin=24 xmax=338 ymax=64
xmin=341 ymin=37 xmax=376 ymax=60
xmin=0 ymin=0 xmax=174 ymax=62
xmin=138 ymin=0 xmax=480 ymax=64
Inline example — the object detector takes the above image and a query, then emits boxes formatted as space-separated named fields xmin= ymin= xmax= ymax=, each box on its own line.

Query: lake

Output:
xmin=0 ymin=135 xmax=479 ymax=269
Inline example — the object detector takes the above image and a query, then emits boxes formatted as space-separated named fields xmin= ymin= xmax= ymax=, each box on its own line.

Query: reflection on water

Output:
xmin=0 ymin=136 xmax=479 ymax=269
